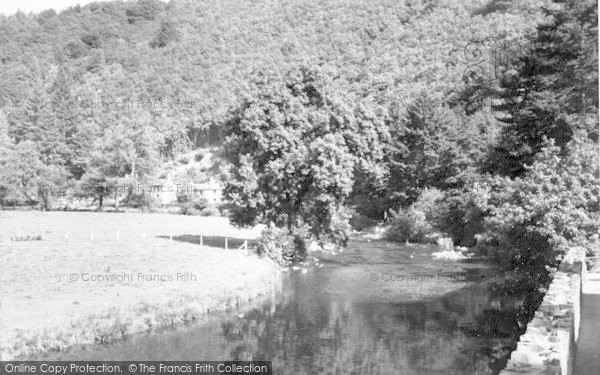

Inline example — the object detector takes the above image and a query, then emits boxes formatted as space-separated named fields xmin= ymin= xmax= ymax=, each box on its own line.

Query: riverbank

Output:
xmin=0 ymin=211 xmax=280 ymax=360
xmin=574 ymin=270 xmax=600 ymax=375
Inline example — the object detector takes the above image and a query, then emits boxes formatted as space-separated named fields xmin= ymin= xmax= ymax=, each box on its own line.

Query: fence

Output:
xmin=0 ymin=228 xmax=250 ymax=255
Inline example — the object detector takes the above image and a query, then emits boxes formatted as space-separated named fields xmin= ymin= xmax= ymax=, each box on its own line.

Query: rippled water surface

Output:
xmin=40 ymin=239 xmax=522 ymax=374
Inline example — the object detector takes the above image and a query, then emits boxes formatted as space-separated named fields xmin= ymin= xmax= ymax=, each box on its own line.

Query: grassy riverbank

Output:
xmin=0 ymin=211 xmax=280 ymax=360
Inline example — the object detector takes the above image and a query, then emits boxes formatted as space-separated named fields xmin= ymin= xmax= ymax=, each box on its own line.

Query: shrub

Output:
xmin=349 ymin=210 xmax=377 ymax=231
xmin=381 ymin=189 xmax=450 ymax=244
xmin=325 ymin=209 xmax=352 ymax=248
xmin=178 ymin=156 xmax=189 ymax=164
xmin=437 ymin=191 xmax=485 ymax=247
xmin=191 ymin=196 xmax=209 ymax=211
xmin=384 ymin=208 xmax=433 ymax=243
xmin=256 ymin=224 xmax=313 ymax=266
xmin=179 ymin=196 xmax=209 ymax=215
xmin=255 ymin=226 xmax=297 ymax=266
xmin=130 ymin=191 xmax=161 ymax=212
xmin=194 ymin=151 xmax=205 ymax=162
xmin=199 ymin=206 xmax=221 ymax=217
xmin=411 ymin=188 xmax=445 ymax=226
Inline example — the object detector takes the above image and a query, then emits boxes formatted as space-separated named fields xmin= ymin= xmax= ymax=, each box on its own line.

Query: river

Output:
xmin=37 ymin=239 xmax=524 ymax=374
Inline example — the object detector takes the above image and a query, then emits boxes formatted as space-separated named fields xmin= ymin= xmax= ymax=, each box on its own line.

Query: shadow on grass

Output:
xmin=157 ymin=234 xmax=256 ymax=250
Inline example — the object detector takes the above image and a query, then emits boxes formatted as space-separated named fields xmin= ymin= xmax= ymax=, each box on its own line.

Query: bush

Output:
xmin=349 ymin=210 xmax=377 ymax=231
xmin=199 ymin=206 xmax=221 ymax=217
xmin=385 ymin=208 xmax=434 ymax=243
xmin=382 ymin=189 xmax=449 ymax=244
xmin=130 ymin=191 xmax=161 ymax=212
xmin=437 ymin=191 xmax=485 ymax=247
xmin=179 ymin=196 xmax=209 ymax=215
xmin=255 ymin=226 xmax=297 ymax=266
xmin=256 ymin=224 xmax=313 ymax=266
xmin=178 ymin=156 xmax=189 ymax=164
xmin=194 ymin=151 xmax=205 ymax=162
xmin=326 ymin=209 xmax=351 ymax=248
xmin=411 ymin=188 xmax=445 ymax=224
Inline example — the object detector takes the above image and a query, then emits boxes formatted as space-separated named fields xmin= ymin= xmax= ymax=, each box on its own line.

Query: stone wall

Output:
xmin=500 ymin=247 xmax=586 ymax=375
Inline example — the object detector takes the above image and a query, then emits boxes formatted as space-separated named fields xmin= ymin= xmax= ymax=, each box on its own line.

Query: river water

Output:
xmin=39 ymin=239 xmax=523 ymax=374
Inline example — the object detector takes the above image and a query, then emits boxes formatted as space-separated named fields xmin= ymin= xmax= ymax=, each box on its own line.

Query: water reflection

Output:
xmin=39 ymin=240 xmax=524 ymax=375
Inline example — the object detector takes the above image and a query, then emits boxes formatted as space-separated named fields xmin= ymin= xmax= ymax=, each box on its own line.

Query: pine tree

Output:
xmin=49 ymin=67 xmax=83 ymax=177
xmin=488 ymin=0 xmax=598 ymax=177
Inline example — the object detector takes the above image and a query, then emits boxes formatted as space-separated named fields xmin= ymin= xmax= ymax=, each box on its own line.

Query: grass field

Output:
xmin=0 ymin=211 xmax=280 ymax=360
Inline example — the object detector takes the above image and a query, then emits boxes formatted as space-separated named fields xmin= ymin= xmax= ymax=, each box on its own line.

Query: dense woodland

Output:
xmin=0 ymin=0 xmax=598 ymax=290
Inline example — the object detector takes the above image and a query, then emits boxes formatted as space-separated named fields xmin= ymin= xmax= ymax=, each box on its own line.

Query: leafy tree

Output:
xmin=126 ymin=0 xmax=164 ymax=23
xmin=65 ymin=39 xmax=88 ymax=59
xmin=223 ymin=67 xmax=384 ymax=249
xmin=479 ymin=135 xmax=599 ymax=281
xmin=150 ymin=20 xmax=180 ymax=48
xmin=80 ymin=32 xmax=102 ymax=49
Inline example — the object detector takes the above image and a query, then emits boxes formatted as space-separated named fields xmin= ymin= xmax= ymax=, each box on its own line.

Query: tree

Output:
xmin=222 ymin=66 xmax=384 ymax=249
xmin=0 ymin=109 xmax=11 ymax=152
xmin=478 ymin=135 xmax=599 ymax=285
xmin=0 ymin=141 xmax=44 ymax=207
xmin=80 ymin=32 xmax=102 ymax=49
xmin=8 ymin=74 xmax=70 ymax=208
xmin=49 ymin=67 xmax=83 ymax=177
xmin=0 ymin=110 xmax=15 ymax=206
xmin=487 ymin=0 xmax=598 ymax=176
xmin=383 ymin=93 xmax=494 ymax=211
xmin=150 ymin=20 xmax=180 ymax=48
xmin=126 ymin=0 xmax=164 ymax=23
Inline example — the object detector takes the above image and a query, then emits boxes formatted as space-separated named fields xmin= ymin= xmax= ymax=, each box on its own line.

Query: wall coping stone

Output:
xmin=499 ymin=247 xmax=586 ymax=375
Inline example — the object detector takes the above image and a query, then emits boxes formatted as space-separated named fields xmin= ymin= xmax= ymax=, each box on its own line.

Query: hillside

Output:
xmin=0 ymin=0 xmax=553 ymax=208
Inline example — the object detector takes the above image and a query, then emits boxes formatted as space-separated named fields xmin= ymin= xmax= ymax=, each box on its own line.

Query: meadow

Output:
xmin=0 ymin=211 xmax=280 ymax=359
